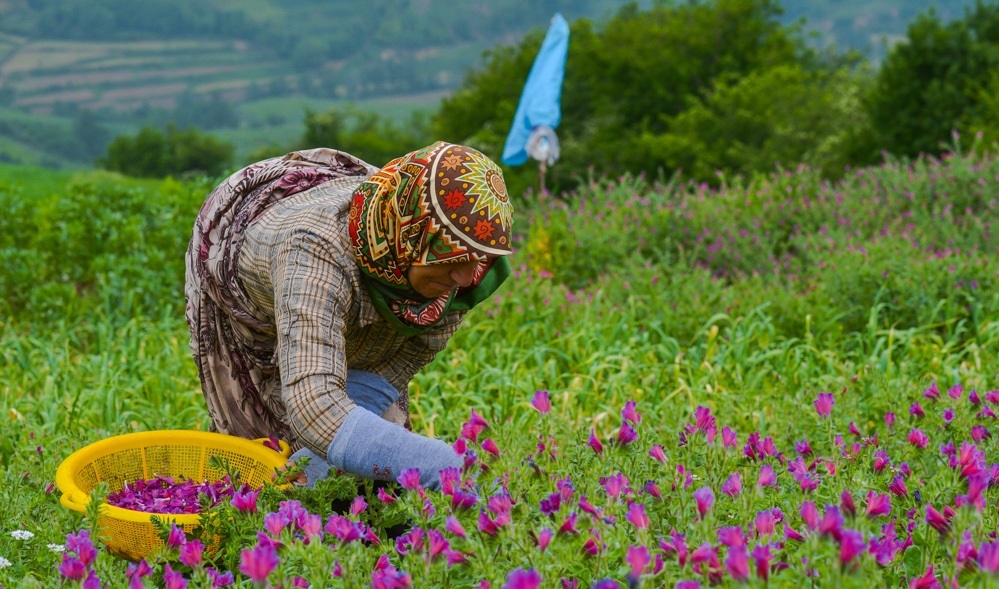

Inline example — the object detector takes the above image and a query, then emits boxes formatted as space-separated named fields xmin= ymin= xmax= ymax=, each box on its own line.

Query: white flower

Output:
xmin=0 ymin=556 xmax=11 ymax=569
xmin=48 ymin=544 xmax=65 ymax=553
xmin=10 ymin=530 xmax=33 ymax=540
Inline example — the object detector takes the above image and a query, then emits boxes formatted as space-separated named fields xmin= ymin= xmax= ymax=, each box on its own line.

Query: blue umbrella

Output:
xmin=501 ymin=12 xmax=570 ymax=170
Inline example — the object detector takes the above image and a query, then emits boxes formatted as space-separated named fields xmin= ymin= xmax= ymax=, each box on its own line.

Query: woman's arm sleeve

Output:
xmin=271 ymin=231 xmax=357 ymax=457
xmin=366 ymin=309 xmax=467 ymax=397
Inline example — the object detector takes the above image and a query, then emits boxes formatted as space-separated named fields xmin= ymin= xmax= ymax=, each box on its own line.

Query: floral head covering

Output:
xmin=349 ymin=141 xmax=514 ymax=334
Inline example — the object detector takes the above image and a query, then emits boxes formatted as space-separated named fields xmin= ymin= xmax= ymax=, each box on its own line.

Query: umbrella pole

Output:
xmin=538 ymin=160 xmax=548 ymax=196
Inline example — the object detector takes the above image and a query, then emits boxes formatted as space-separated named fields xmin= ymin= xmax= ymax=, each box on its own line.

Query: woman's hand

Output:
xmin=272 ymin=459 xmax=308 ymax=486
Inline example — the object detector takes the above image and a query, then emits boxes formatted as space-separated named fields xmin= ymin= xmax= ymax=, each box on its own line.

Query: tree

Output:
xmin=431 ymin=0 xmax=811 ymax=194
xmin=98 ymin=124 xmax=234 ymax=178
xmin=637 ymin=64 xmax=868 ymax=182
xmin=864 ymin=2 xmax=999 ymax=158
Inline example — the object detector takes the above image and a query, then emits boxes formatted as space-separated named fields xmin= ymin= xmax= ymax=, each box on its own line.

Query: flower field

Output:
xmin=2 ymin=146 xmax=999 ymax=587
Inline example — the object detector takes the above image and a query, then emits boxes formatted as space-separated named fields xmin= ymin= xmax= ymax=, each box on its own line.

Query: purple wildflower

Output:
xmin=751 ymin=545 xmax=773 ymax=581
xmin=839 ymin=529 xmax=866 ymax=571
xmin=58 ymin=554 xmax=87 ymax=581
xmin=239 ymin=542 xmax=279 ymax=585
xmin=693 ymin=486 xmax=714 ymax=518
xmin=889 ymin=475 xmax=908 ymax=497
xmin=865 ymin=491 xmax=892 ymax=519
xmin=625 ymin=545 xmax=651 ymax=579
xmin=925 ymin=504 xmax=951 ymax=536
xmin=617 ymin=422 xmax=638 ymax=445
xmin=757 ymin=464 xmax=777 ymax=487
xmin=726 ymin=545 xmax=750 ymax=582
xmin=537 ymin=528 xmax=554 ymax=552
xmin=814 ymin=392 xmax=834 ymax=417
xmin=979 ymin=542 xmax=999 ymax=573
xmin=588 ymin=430 xmax=604 ymax=455
xmin=717 ymin=526 xmax=745 ymax=548
xmin=720 ymin=472 xmax=742 ymax=497
xmin=873 ymin=450 xmax=890 ymax=473
xmin=531 ymin=390 xmax=551 ymax=414
xmin=163 ymin=564 xmax=188 ymax=589
xmin=622 ymin=401 xmax=642 ymax=424
xmin=908 ymin=429 xmax=929 ymax=448
xmin=445 ymin=516 xmax=467 ymax=539
xmin=715 ymin=427 xmax=736 ymax=449
xmin=626 ymin=502 xmax=649 ymax=529
xmin=909 ymin=565 xmax=942 ymax=589
xmin=178 ymin=540 xmax=204 ymax=567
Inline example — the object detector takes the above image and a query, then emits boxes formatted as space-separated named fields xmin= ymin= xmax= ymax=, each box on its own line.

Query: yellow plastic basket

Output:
xmin=55 ymin=430 xmax=290 ymax=561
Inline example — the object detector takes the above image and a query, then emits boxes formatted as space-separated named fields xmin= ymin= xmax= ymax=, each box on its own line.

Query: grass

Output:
xmin=1 ymin=148 xmax=998 ymax=586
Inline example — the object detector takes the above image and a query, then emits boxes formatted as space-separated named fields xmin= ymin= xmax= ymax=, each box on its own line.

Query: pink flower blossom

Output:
xmin=163 ymin=564 xmax=188 ymax=589
xmin=239 ymin=542 xmax=279 ymax=585
xmin=800 ymin=501 xmax=819 ymax=531
xmin=908 ymin=565 xmax=942 ymax=589
xmin=889 ymin=475 xmax=908 ymax=497
xmin=865 ymin=491 xmax=892 ymax=519
xmin=626 ymin=502 xmax=649 ymax=529
xmin=371 ymin=554 xmax=412 ymax=588
xmin=720 ymin=472 xmax=742 ymax=497
xmin=481 ymin=438 xmax=500 ymax=457
xmin=537 ymin=528 xmax=554 ymax=552
xmin=350 ymin=496 xmax=367 ymax=515
xmin=726 ymin=545 xmax=750 ymax=581
xmin=622 ymin=401 xmax=642 ymax=424
xmin=461 ymin=409 xmax=489 ymax=442
xmin=908 ymin=429 xmax=929 ymax=448
xmin=814 ymin=392 xmax=834 ymax=417
xmin=721 ymin=426 xmax=737 ymax=448
xmin=503 ymin=568 xmax=541 ymax=589
xmin=559 ymin=513 xmax=579 ymax=535
xmin=588 ymin=430 xmax=604 ymax=455
xmin=751 ymin=545 xmax=773 ymax=581
xmin=840 ymin=489 xmax=856 ymax=517
xmin=58 ymin=555 xmax=86 ymax=581
xmin=531 ymin=390 xmax=551 ymax=414
xmin=755 ymin=510 xmax=776 ymax=537
xmin=693 ymin=486 xmax=714 ymax=518
xmin=660 ymin=532 xmax=688 ymax=567
xmin=397 ymin=468 xmax=422 ymax=491
xmin=925 ymin=504 xmax=951 ymax=536
xmin=839 ymin=529 xmax=866 ymax=571
xmin=757 ymin=464 xmax=777 ymax=487
xmin=626 ymin=545 xmax=651 ymax=579
xmin=178 ymin=540 xmax=204 ymax=567
xmin=978 ymin=541 xmax=999 ymax=573
xmin=445 ymin=517 xmax=467 ymax=539
xmin=649 ymin=445 xmax=666 ymax=463
xmin=617 ymin=422 xmax=638 ymax=445
xmin=231 ymin=488 xmax=259 ymax=513
xmin=873 ymin=450 xmax=890 ymax=473
xmin=717 ymin=526 xmax=745 ymax=548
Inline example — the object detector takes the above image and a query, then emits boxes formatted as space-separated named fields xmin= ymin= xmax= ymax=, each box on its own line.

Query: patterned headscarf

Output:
xmin=349 ymin=141 xmax=514 ymax=334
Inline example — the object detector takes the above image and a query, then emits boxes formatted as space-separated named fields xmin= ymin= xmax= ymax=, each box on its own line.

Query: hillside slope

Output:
xmin=0 ymin=0 xmax=976 ymax=168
